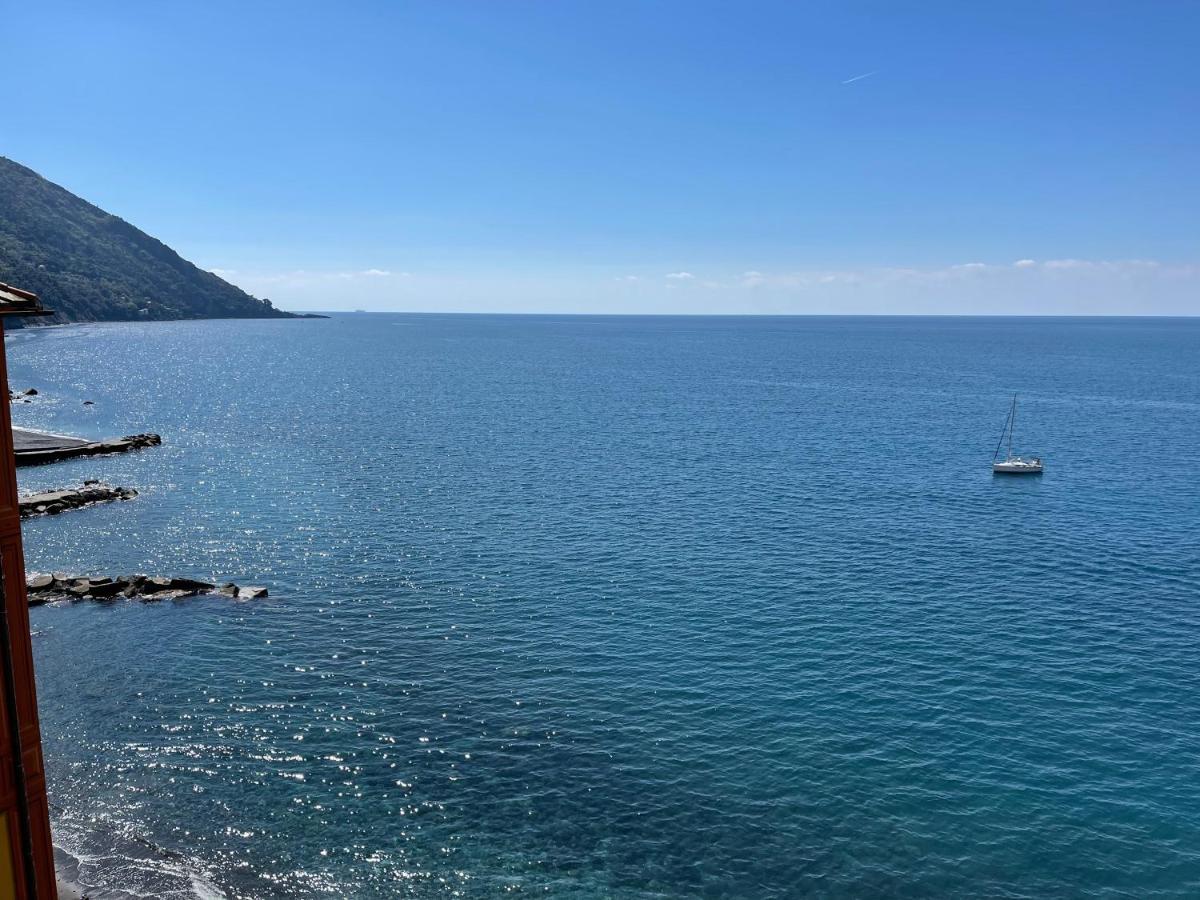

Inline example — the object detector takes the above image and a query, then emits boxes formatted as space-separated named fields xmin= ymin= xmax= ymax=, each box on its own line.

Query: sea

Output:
xmin=7 ymin=314 xmax=1200 ymax=898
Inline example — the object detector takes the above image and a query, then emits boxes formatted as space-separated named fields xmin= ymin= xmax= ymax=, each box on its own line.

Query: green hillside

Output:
xmin=0 ymin=157 xmax=295 ymax=322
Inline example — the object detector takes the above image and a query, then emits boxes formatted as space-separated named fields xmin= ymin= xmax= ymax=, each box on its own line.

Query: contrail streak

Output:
xmin=841 ymin=71 xmax=877 ymax=85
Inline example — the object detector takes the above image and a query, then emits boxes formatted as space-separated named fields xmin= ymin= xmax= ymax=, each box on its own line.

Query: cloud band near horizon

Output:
xmin=209 ymin=257 xmax=1199 ymax=316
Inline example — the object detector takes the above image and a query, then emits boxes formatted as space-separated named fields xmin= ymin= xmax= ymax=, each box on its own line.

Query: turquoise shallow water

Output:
xmin=7 ymin=314 xmax=1200 ymax=898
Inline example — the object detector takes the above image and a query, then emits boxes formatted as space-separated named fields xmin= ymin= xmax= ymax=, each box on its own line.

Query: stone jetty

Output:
xmin=19 ymin=482 xmax=137 ymax=518
xmin=26 ymin=573 xmax=269 ymax=604
xmin=13 ymin=429 xmax=162 ymax=467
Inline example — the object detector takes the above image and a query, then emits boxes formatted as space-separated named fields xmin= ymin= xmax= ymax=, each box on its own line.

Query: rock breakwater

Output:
xmin=19 ymin=482 xmax=137 ymax=518
xmin=27 ymin=574 xmax=269 ymax=604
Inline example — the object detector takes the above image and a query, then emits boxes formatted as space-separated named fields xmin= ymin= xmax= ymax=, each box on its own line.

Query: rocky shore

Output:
xmin=12 ymin=386 xmax=274 ymax=607
xmin=27 ymin=573 xmax=268 ymax=604
xmin=19 ymin=481 xmax=137 ymax=518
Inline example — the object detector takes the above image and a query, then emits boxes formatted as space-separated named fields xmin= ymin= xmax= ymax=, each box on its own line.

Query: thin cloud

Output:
xmin=220 ymin=268 xmax=409 ymax=286
xmin=737 ymin=258 xmax=1188 ymax=290
xmin=683 ymin=258 xmax=1198 ymax=314
xmin=666 ymin=272 xmax=695 ymax=280
xmin=841 ymin=71 xmax=878 ymax=85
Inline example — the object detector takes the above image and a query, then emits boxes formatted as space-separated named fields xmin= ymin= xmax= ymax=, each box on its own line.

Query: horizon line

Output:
xmin=282 ymin=310 xmax=1199 ymax=320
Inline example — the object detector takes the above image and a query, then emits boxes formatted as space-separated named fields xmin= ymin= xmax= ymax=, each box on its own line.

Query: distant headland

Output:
xmin=0 ymin=156 xmax=319 ymax=324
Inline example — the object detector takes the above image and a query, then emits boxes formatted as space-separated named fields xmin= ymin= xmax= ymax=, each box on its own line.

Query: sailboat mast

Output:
xmin=1008 ymin=394 xmax=1016 ymax=460
xmin=993 ymin=399 xmax=1013 ymax=463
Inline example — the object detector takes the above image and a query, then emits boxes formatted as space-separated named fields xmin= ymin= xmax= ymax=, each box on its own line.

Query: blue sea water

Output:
xmin=6 ymin=314 xmax=1200 ymax=899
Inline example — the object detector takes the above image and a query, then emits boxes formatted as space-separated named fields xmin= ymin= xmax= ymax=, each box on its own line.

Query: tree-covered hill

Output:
xmin=0 ymin=157 xmax=295 ymax=322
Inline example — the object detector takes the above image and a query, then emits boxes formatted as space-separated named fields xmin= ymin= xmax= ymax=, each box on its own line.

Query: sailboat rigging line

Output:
xmin=992 ymin=398 xmax=1014 ymax=463
xmin=1008 ymin=393 xmax=1016 ymax=460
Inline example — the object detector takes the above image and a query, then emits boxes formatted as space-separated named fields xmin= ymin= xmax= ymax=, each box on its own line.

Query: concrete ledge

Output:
xmin=13 ymin=429 xmax=161 ymax=467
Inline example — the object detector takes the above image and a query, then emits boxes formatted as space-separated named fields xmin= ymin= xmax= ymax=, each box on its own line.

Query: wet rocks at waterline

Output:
xmin=26 ymin=573 xmax=269 ymax=604
xmin=19 ymin=482 xmax=138 ymax=518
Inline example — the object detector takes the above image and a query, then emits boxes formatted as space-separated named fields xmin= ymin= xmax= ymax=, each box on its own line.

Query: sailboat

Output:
xmin=992 ymin=395 xmax=1043 ymax=474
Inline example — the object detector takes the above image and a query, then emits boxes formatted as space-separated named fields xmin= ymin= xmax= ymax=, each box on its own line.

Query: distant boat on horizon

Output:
xmin=992 ymin=395 xmax=1043 ymax=475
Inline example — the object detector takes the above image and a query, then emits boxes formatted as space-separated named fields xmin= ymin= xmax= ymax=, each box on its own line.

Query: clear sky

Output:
xmin=5 ymin=1 xmax=1198 ymax=314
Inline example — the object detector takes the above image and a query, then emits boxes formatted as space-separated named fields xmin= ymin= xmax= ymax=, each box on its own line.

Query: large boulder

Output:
xmin=26 ymin=574 xmax=53 ymax=591
xmin=166 ymin=577 xmax=214 ymax=592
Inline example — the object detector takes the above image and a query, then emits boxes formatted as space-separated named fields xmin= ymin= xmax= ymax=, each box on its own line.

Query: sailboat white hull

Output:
xmin=992 ymin=458 xmax=1043 ymax=474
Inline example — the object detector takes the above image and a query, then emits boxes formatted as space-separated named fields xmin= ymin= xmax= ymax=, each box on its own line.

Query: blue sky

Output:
xmin=4 ymin=1 xmax=1198 ymax=313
